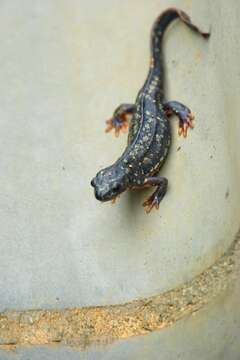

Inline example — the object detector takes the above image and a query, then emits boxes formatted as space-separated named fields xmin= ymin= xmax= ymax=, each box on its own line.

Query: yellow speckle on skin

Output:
xmin=195 ymin=50 xmax=201 ymax=62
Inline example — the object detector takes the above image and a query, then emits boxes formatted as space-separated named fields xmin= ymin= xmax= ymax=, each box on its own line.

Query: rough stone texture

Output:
xmin=0 ymin=0 xmax=239 ymax=311
xmin=0 ymin=230 xmax=239 ymax=349
xmin=0 ymin=266 xmax=239 ymax=359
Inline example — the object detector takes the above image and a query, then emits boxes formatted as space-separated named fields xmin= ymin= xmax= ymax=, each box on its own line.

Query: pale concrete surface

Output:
xmin=0 ymin=273 xmax=239 ymax=359
xmin=0 ymin=0 xmax=240 ymax=310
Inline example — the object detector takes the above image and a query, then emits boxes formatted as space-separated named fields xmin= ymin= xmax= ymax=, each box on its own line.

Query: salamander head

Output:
xmin=91 ymin=165 xmax=128 ymax=202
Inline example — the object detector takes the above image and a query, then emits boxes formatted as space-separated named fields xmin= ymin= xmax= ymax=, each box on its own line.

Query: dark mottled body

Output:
xmin=91 ymin=9 xmax=209 ymax=212
xmin=122 ymin=79 xmax=170 ymax=187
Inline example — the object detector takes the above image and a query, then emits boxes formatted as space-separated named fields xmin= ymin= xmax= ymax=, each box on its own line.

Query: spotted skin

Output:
xmin=91 ymin=8 xmax=210 ymax=212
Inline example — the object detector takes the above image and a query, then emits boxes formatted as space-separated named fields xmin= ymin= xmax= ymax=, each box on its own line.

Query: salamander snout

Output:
xmin=90 ymin=177 xmax=102 ymax=200
xmin=91 ymin=166 xmax=128 ymax=202
xmin=92 ymin=181 xmax=122 ymax=202
xmin=94 ymin=189 xmax=102 ymax=201
xmin=90 ymin=177 xmax=96 ymax=187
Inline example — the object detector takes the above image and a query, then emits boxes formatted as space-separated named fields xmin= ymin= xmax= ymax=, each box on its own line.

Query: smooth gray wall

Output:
xmin=0 ymin=0 xmax=239 ymax=311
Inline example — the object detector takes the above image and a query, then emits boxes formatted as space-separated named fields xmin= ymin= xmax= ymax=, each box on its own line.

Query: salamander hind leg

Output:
xmin=163 ymin=101 xmax=195 ymax=138
xmin=105 ymin=103 xmax=135 ymax=137
xmin=142 ymin=177 xmax=168 ymax=214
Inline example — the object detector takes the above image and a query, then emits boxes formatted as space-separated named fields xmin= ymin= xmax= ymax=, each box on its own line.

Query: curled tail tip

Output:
xmin=197 ymin=27 xmax=211 ymax=40
xmin=178 ymin=9 xmax=211 ymax=40
xmin=202 ymin=24 xmax=212 ymax=39
xmin=203 ymin=32 xmax=211 ymax=39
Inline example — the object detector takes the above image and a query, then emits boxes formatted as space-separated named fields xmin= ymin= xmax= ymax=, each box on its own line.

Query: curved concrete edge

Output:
xmin=0 ymin=229 xmax=239 ymax=351
xmin=1 ymin=279 xmax=239 ymax=360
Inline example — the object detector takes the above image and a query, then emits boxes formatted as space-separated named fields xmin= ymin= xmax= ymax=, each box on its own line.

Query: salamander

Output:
xmin=91 ymin=8 xmax=210 ymax=213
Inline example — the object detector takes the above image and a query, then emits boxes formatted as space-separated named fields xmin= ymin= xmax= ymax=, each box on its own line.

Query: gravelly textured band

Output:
xmin=0 ymin=230 xmax=239 ymax=350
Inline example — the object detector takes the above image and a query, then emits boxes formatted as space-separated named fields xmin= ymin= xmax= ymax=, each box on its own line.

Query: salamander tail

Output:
xmin=151 ymin=8 xmax=210 ymax=66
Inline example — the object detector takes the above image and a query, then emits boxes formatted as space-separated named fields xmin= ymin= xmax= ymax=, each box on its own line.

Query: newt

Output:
xmin=91 ymin=8 xmax=210 ymax=213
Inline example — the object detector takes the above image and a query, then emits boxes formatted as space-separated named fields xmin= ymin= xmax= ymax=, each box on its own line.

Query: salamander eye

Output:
xmin=113 ymin=183 xmax=121 ymax=192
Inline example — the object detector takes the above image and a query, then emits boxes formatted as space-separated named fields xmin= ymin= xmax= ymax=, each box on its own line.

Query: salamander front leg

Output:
xmin=105 ymin=103 xmax=135 ymax=137
xmin=142 ymin=176 xmax=168 ymax=214
xmin=163 ymin=100 xmax=194 ymax=137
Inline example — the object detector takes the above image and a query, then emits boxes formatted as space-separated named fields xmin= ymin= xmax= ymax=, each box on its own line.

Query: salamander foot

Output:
xmin=142 ymin=177 xmax=168 ymax=214
xmin=163 ymin=100 xmax=195 ymax=137
xmin=105 ymin=103 xmax=135 ymax=137
xmin=105 ymin=114 xmax=128 ymax=137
